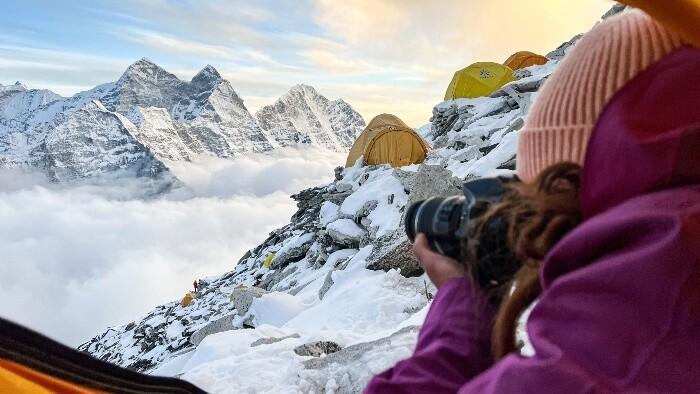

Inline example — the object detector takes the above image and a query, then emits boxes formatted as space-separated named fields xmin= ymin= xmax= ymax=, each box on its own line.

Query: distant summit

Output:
xmin=256 ymin=84 xmax=366 ymax=152
xmin=192 ymin=65 xmax=223 ymax=89
xmin=0 ymin=60 xmax=364 ymax=183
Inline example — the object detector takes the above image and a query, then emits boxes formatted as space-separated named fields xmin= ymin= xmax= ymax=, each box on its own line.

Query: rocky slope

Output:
xmin=256 ymin=84 xmax=365 ymax=152
xmin=78 ymin=7 xmax=620 ymax=391
xmin=77 ymin=44 xmax=573 ymax=393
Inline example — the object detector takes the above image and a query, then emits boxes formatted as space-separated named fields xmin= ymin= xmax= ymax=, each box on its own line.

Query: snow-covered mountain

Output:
xmin=1 ymin=60 xmax=363 ymax=183
xmin=76 ymin=32 xmax=587 ymax=392
xmin=256 ymin=84 xmax=365 ymax=151
xmin=0 ymin=82 xmax=62 ymax=120
xmin=113 ymin=59 xmax=273 ymax=160
xmin=77 ymin=6 xmax=623 ymax=391
xmin=0 ymin=78 xmax=173 ymax=183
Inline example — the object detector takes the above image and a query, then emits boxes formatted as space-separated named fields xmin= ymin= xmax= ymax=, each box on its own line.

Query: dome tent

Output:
xmin=444 ymin=62 xmax=516 ymax=100
xmin=345 ymin=114 xmax=430 ymax=168
xmin=503 ymin=51 xmax=549 ymax=70
xmin=181 ymin=292 xmax=196 ymax=307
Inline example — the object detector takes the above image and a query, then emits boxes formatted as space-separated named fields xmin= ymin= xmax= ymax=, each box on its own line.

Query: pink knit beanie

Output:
xmin=516 ymin=9 xmax=685 ymax=182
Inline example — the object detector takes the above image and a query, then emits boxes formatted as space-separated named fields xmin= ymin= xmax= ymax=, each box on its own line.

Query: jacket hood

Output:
xmin=581 ymin=46 xmax=700 ymax=219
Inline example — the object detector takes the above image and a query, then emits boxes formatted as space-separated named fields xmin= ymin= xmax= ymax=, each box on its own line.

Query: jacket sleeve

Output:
xmin=458 ymin=201 xmax=700 ymax=393
xmin=367 ymin=194 xmax=700 ymax=393
xmin=364 ymin=277 xmax=495 ymax=394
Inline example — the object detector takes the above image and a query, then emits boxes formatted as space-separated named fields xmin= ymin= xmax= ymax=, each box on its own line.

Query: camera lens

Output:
xmin=405 ymin=195 xmax=466 ymax=259
xmin=404 ymin=177 xmax=511 ymax=260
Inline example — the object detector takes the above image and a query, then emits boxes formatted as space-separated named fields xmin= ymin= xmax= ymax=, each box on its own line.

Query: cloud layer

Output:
xmin=0 ymin=148 xmax=345 ymax=347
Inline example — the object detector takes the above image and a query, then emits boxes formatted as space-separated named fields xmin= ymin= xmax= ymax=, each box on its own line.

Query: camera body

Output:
xmin=404 ymin=177 xmax=509 ymax=260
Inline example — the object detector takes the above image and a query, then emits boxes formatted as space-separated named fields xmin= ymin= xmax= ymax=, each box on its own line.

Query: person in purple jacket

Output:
xmin=366 ymin=8 xmax=700 ymax=394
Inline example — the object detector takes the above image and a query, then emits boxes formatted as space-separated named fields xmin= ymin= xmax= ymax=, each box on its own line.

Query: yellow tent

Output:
xmin=181 ymin=292 xmax=196 ymax=307
xmin=444 ymin=62 xmax=516 ymax=100
xmin=345 ymin=114 xmax=430 ymax=168
xmin=503 ymin=51 xmax=549 ymax=71
xmin=263 ymin=253 xmax=275 ymax=268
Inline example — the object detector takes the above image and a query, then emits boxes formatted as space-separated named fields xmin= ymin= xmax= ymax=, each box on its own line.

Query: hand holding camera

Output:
xmin=405 ymin=177 xmax=518 ymax=301
xmin=411 ymin=233 xmax=466 ymax=289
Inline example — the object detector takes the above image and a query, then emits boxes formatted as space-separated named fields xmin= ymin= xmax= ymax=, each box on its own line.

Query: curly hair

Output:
xmin=458 ymin=162 xmax=582 ymax=360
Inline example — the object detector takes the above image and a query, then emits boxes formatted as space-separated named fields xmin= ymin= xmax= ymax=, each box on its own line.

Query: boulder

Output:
xmin=333 ymin=166 xmax=344 ymax=180
xmin=270 ymin=232 xmax=315 ymax=269
xmin=229 ymin=286 xmax=268 ymax=316
xmin=300 ymin=326 xmax=420 ymax=393
xmin=250 ymin=333 xmax=301 ymax=347
xmin=363 ymin=164 xmax=463 ymax=277
xmin=449 ymin=145 xmax=481 ymax=163
xmin=391 ymin=168 xmax=417 ymax=193
xmin=319 ymin=201 xmax=340 ymax=227
xmin=364 ymin=227 xmax=422 ymax=277
xmin=189 ymin=313 xmax=237 ymax=346
xmin=326 ymin=219 xmax=367 ymax=246
xmin=602 ymin=4 xmax=626 ymax=20
xmin=294 ymin=341 xmax=342 ymax=357
xmin=547 ymin=33 xmax=584 ymax=60
xmin=260 ymin=264 xmax=299 ymax=291
xmin=406 ymin=164 xmax=463 ymax=209
xmin=317 ymin=256 xmax=353 ymax=300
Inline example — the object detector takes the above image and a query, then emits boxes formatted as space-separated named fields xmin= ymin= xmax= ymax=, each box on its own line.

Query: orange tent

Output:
xmin=503 ymin=51 xmax=549 ymax=71
xmin=345 ymin=114 xmax=429 ymax=168
xmin=181 ymin=292 xmax=196 ymax=307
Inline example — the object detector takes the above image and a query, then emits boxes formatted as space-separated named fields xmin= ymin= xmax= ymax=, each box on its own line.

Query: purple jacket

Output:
xmin=366 ymin=46 xmax=700 ymax=393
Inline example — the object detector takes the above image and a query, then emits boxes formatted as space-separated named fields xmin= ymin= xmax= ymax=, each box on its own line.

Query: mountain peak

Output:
xmin=10 ymin=81 xmax=28 ymax=92
xmin=199 ymin=65 xmax=220 ymax=77
xmin=256 ymin=84 xmax=365 ymax=152
xmin=127 ymin=58 xmax=158 ymax=72
xmin=289 ymin=84 xmax=319 ymax=96
xmin=119 ymin=58 xmax=172 ymax=84
xmin=191 ymin=65 xmax=223 ymax=88
xmin=134 ymin=57 xmax=156 ymax=67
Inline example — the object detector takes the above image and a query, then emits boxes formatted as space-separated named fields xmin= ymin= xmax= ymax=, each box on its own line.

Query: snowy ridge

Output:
xmin=76 ymin=5 xmax=617 ymax=389
xmin=1 ymin=61 xmax=365 ymax=183
xmin=256 ymin=84 xmax=365 ymax=152
xmin=78 ymin=43 xmax=574 ymax=392
xmin=0 ymin=82 xmax=62 ymax=121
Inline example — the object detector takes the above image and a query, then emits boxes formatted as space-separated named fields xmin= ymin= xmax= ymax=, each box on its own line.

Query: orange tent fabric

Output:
xmin=503 ymin=51 xmax=549 ymax=70
xmin=0 ymin=359 xmax=103 ymax=394
xmin=345 ymin=114 xmax=429 ymax=168
xmin=0 ymin=317 xmax=206 ymax=393
xmin=181 ymin=292 xmax=196 ymax=307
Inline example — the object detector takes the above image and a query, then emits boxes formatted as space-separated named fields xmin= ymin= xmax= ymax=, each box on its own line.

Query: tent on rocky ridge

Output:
xmin=444 ymin=62 xmax=516 ymax=100
xmin=345 ymin=114 xmax=430 ymax=168
xmin=181 ymin=292 xmax=196 ymax=307
xmin=503 ymin=51 xmax=549 ymax=70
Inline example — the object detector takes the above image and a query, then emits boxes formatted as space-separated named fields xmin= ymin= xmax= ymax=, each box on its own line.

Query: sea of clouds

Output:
xmin=0 ymin=148 xmax=345 ymax=347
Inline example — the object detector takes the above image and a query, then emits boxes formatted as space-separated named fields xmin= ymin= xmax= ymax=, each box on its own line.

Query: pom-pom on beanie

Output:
xmin=516 ymin=9 xmax=685 ymax=182
xmin=618 ymin=0 xmax=700 ymax=50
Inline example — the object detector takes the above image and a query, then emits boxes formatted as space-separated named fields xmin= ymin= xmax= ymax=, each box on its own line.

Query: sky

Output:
xmin=0 ymin=0 xmax=613 ymax=127
xmin=0 ymin=148 xmax=346 ymax=346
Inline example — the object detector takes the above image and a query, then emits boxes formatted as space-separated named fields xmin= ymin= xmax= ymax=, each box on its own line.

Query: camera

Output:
xmin=404 ymin=177 xmax=510 ymax=260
